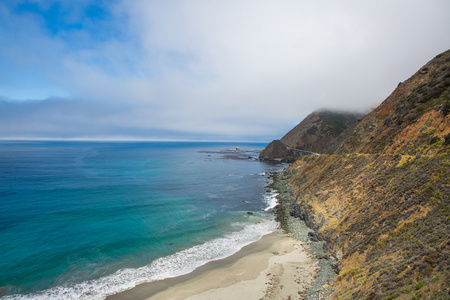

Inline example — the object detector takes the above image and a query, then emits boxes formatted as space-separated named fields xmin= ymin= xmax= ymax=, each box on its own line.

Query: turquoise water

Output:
xmin=0 ymin=141 xmax=285 ymax=299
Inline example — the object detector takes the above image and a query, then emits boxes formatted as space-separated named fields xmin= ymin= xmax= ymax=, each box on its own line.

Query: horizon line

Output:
xmin=0 ymin=137 xmax=271 ymax=143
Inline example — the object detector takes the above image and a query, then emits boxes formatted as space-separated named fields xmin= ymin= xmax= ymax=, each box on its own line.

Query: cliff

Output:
xmin=274 ymin=50 xmax=450 ymax=299
xmin=260 ymin=110 xmax=362 ymax=162
xmin=259 ymin=139 xmax=299 ymax=162
xmin=331 ymin=51 xmax=450 ymax=156
xmin=281 ymin=110 xmax=362 ymax=154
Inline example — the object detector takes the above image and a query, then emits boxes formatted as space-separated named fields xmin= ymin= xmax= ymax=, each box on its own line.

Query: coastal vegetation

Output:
xmin=280 ymin=110 xmax=363 ymax=154
xmin=266 ymin=50 xmax=450 ymax=299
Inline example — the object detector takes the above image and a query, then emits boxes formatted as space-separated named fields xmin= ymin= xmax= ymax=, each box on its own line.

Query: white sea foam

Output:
xmin=3 ymin=218 xmax=278 ymax=300
xmin=260 ymin=173 xmax=279 ymax=211
xmin=263 ymin=191 xmax=279 ymax=211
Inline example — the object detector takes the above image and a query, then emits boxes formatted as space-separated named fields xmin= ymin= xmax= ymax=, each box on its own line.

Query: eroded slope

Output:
xmin=276 ymin=50 xmax=450 ymax=299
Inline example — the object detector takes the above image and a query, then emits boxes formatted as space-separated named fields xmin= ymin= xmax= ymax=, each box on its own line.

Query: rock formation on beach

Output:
xmin=269 ymin=50 xmax=450 ymax=299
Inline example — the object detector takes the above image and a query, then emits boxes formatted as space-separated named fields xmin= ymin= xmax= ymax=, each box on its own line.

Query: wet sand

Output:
xmin=107 ymin=230 xmax=317 ymax=300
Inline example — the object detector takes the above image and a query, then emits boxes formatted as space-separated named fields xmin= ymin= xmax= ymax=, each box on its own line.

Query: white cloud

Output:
xmin=0 ymin=0 xmax=449 ymax=140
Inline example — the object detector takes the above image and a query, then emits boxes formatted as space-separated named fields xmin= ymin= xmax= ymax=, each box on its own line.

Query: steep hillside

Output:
xmin=332 ymin=51 xmax=450 ymax=155
xmin=281 ymin=110 xmax=362 ymax=153
xmin=259 ymin=139 xmax=299 ymax=162
xmin=261 ymin=110 xmax=362 ymax=162
xmin=274 ymin=50 xmax=450 ymax=299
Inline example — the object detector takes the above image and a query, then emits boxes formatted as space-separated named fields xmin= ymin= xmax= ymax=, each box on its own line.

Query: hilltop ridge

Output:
xmin=271 ymin=50 xmax=449 ymax=299
xmin=260 ymin=110 xmax=362 ymax=161
xmin=330 ymin=50 xmax=450 ymax=155
xmin=281 ymin=110 xmax=362 ymax=153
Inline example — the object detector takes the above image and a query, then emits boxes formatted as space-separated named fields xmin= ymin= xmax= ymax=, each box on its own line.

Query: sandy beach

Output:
xmin=108 ymin=231 xmax=318 ymax=300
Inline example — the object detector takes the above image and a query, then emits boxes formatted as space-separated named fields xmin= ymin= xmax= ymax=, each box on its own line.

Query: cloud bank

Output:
xmin=1 ymin=0 xmax=449 ymax=141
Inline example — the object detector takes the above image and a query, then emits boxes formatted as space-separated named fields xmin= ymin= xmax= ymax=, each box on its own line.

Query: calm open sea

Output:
xmin=0 ymin=141 xmax=285 ymax=299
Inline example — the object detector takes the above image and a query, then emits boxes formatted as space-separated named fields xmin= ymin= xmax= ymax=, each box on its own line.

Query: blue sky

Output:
xmin=1 ymin=0 xmax=449 ymax=141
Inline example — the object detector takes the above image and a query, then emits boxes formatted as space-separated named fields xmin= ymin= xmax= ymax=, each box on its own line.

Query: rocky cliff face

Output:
xmin=274 ymin=50 xmax=450 ymax=299
xmin=260 ymin=110 xmax=362 ymax=162
xmin=259 ymin=139 xmax=298 ymax=162
xmin=331 ymin=51 xmax=450 ymax=156
xmin=281 ymin=110 xmax=362 ymax=154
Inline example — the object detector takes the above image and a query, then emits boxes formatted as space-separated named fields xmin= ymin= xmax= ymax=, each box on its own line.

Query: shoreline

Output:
xmin=107 ymin=230 xmax=318 ymax=300
xmin=107 ymin=169 xmax=337 ymax=300
xmin=273 ymin=170 xmax=337 ymax=299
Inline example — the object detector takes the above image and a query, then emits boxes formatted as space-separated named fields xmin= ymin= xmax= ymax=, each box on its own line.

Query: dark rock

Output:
xmin=308 ymin=231 xmax=322 ymax=242
xmin=291 ymin=200 xmax=324 ymax=231
xmin=330 ymin=259 xmax=341 ymax=274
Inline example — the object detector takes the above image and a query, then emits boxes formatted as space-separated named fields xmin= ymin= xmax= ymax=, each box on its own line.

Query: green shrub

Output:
xmin=429 ymin=136 xmax=441 ymax=145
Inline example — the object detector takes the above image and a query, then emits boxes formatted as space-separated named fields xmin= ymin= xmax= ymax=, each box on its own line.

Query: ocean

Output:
xmin=0 ymin=141 xmax=286 ymax=299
